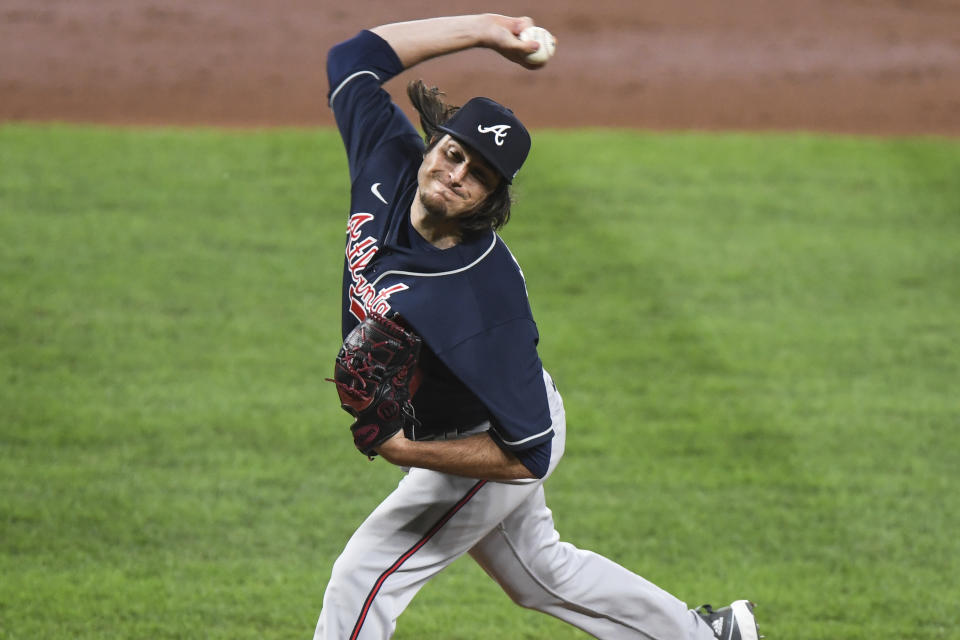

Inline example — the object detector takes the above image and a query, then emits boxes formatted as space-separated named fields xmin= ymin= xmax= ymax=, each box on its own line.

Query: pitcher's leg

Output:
xmin=315 ymin=468 xmax=544 ymax=640
xmin=469 ymin=486 xmax=715 ymax=640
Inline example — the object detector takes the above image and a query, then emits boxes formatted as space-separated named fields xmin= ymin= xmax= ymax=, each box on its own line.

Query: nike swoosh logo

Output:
xmin=371 ymin=182 xmax=388 ymax=205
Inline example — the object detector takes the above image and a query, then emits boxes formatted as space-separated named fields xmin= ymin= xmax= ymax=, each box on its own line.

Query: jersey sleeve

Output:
xmin=326 ymin=30 xmax=421 ymax=181
xmin=511 ymin=440 xmax=551 ymax=480
xmin=441 ymin=318 xmax=554 ymax=454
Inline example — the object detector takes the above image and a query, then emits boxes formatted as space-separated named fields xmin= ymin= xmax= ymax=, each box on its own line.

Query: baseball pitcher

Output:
xmin=315 ymin=13 xmax=761 ymax=640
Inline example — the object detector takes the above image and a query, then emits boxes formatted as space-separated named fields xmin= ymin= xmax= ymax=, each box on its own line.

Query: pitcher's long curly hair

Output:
xmin=407 ymin=80 xmax=513 ymax=234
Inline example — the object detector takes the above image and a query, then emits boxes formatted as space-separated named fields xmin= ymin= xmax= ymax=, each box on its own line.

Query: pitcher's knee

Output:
xmin=324 ymin=551 xmax=368 ymax=605
xmin=502 ymin=541 xmax=586 ymax=610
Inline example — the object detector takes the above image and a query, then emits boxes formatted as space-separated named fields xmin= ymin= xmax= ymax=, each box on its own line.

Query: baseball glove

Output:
xmin=328 ymin=313 xmax=422 ymax=458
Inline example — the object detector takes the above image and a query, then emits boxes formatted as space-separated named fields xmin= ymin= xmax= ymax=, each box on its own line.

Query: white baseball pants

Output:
xmin=314 ymin=371 xmax=715 ymax=640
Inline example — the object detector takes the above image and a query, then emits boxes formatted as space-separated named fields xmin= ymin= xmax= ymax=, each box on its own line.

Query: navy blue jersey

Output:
xmin=327 ymin=31 xmax=552 ymax=477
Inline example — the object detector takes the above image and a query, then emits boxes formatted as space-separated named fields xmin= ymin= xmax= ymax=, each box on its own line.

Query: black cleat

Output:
xmin=696 ymin=600 xmax=762 ymax=640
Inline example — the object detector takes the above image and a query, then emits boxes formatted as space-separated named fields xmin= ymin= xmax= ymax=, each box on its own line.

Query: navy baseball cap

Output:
xmin=437 ymin=97 xmax=531 ymax=183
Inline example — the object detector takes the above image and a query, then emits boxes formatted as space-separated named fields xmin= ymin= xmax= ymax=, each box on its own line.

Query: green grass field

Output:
xmin=2 ymin=124 xmax=958 ymax=639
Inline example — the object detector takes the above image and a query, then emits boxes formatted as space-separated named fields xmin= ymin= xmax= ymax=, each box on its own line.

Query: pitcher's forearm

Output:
xmin=370 ymin=14 xmax=537 ymax=70
xmin=376 ymin=432 xmax=536 ymax=481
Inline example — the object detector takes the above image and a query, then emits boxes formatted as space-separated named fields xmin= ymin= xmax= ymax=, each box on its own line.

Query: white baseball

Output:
xmin=519 ymin=26 xmax=556 ymax=66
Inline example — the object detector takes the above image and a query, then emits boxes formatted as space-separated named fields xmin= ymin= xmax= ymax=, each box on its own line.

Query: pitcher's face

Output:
xmin=416 ymin=135 xmax=500 ymax=220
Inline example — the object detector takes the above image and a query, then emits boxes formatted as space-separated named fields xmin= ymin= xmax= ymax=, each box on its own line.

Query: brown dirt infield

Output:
xmin=2 ymin=0 xmax=959 ymax=136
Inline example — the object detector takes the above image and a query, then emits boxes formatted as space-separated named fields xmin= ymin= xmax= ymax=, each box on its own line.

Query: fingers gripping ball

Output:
xmin=328 ymin=313 xmax=422 ymax=458
xmin=519 ymin=26 xmax=557 ymax=66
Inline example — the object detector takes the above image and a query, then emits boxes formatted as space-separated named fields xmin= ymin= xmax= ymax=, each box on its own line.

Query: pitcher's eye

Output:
xmin=471 ymin=168 xmax=490 ymax=187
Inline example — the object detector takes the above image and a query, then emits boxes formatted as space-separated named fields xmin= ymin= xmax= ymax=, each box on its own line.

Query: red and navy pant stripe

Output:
xmin=349 ymin=480 xmax=487 ymax=640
